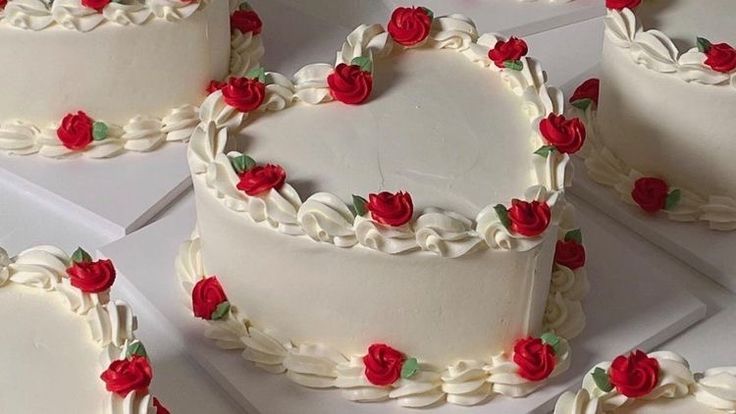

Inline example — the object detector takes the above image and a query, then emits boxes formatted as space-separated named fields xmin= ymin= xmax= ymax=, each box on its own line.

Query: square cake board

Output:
xmin=99 ymin=194 xmax=706 ymax=414
xmin=563 ymin=70 xmax=736 ymax=295
xmin=0 ymin=144 xmax=191 ymax=238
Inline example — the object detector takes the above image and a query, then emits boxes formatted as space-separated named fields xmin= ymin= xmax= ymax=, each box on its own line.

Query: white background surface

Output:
xmin=0 ymin=2 xmax=734 ymax=414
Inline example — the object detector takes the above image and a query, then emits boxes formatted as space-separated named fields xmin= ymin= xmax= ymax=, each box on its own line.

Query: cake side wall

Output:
xmin=597 ymin=39 xmax=736 ymax=201
xmin=192 ymin=173 xmax=556 ymax=367
xmin=0 ymin=2 xmax=231 ymax=126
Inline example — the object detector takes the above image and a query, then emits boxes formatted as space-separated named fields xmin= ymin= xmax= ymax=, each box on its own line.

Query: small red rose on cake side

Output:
xmin=608 ymin=350 xmax=660 ymax=398
xmin=488 ymin=37 xmax=528 ymax=69
xmin=206 ymin=80 xmax=226 ymax=94
xmin=231 ymin=9 xmax=263 ymax=35
xmin=497 ymin=199 xmax=551 ymax=237
xmin=192 ymin=276 xmax=231 ymax=321
xmin=363 ymin=343 xmax=406 ymax=386
xmin=221 ymin=76 xmax=266 ymax=113
xmin=539 ymin=114 xmax=587 ymax=155
xmin=514 ymin=336 xmax=557 ymax=381
xmin=328 ymin=63 xmax=373 ymax=105
xmin=153 ymin=398 xmax=170 ymax=414
xmin=236 ymin=163 xmax=287 ymax=196
xmin=387 ymin=6 xmax=433 ymax=47
xmin=81 ymin=0 xmax=110 ymax=12
xmin=57 ymin=111 xmax=95 ymax=151
xmin=605 ymin=0 xmax=642 ymax=10
xmin=631 ymin=177 xmax=681 ymax=213
xmin=66 ymin=248 xmax=116 ymax=293
xmin=570 ymin=78 xmax=600 ymax=110
xmin=698 ymin=37 xmax=736 ymax=74
xmin=362 ymin=191 xmax=414 ymax=227
xmin=101 ymin=355 xmax=153 ymax=397
xmin=0 ymin=0 xmax=7 ymax=9
xmin=555 ymin=240 xmax=586 ymax=270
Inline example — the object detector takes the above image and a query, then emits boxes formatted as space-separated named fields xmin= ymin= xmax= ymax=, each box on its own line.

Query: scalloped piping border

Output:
xmin=0 ymin=0 xmax=263 ymax=160
xmin=187 ymin=14 xmax=574 ymax=258
xmin=0 ymin=245 xmax=160 ymax=414
xmin=572 ymin=104 xmax=736 ymax=231
xmin=175 ymin=201 xmax=588 ymax=408
xmin=605 ymin=8 xmax=736 ymax=89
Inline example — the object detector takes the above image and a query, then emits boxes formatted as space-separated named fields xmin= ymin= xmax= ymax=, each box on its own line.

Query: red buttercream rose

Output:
xmin=605 ymin=0 xmax=642 ymax=10
xmin=67 ymin=259 xmax=116 ymax=294
xmin=101 ymin=355 xmax=153 ymax=397
xmin=192 ymin=276 xmax=229 ymax=320
xmin=81 ymin=0 xmax=110 ymax=12
xmin=0 ymin=0 xmax=7 ymax=9
xmin=387 ymin=6 xmax=432 ymax=47
xmin=489 ymin=37 xmax=529 ymax=69
xmin=327 ymin=64 xmax=373 ymax=105
xmin=513 ymin=337 xmax=556 ymax=381
xmin=222 ymin=77 xmax=266 ymax=113
xmin=57 ymin=111 xmax=94 ymax=151
xmin=363 ymin=343 xmax=405 ymax=386
xmin=704 ymin=42 xmax=736 ymax=73
xmin=570 ymin=78 xmax=600 ymax=106
xmin=231 ymin=10 xmax=262 ymax=35
xmin=236 ymin=164 xmax=287 ymax=196
xmin=631 ymin=177 xmax=669 ymax=213
xmin=206 ymin=80 xmax=226 ymax=94
xmin=367 ymin=191 xmax=414 ymax=227
xmin=554 ymin=240 xmax=586 ymax=270
xmin=540 ymin=114 xmax=586 ymax=154
xmin=609 ymin=350 xmax=660 ymax=398
xmin=508 ymin=199 xmax=551 ymax=237
xmin=153 ymin=398 xmax=169 ymax=414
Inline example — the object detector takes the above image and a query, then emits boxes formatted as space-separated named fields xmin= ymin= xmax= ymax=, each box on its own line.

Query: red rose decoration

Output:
xmin=609 ymin=350 xmax=660 ymax=398
xmin=570 ymin=78 xmax=600 ymax=107
xmin=507 ymin=199 xmax=551 ymax=237
xmin=236 ymin=164 xmax=287 ymax=196
xmin=0 ymin=0 xmax=7 ymax=9
xmin=67 ymin=259 xmax=116 ymax=294
xmin=327 ymin=64 xmax=373 ymax=105
xmin=387 ymin=6 xmax=432 ymax=47
xmin=631 ymin=177 xmax=669 ymax=213
xmin=555 ymin=240 xmax=586 ymax=270
xmin=539 ymin=114 xmax=586 ymax=154
xmin=57 ymin=111 xmax=94 ymax=151
xmin=101 ymin=355 xmax=153 ymax=397
xmin=231 ymin=10 xmax=263 ymax=35
xmin=704 ymin=42 xmax=736 ymax=73
xmin=605 ymin=0 xmax=642 ymax=10
xmin=366 ymin=191 xmax=414 ymax=227
xmin=514 ymin=337 xmax=556 ymax=381
xmin=206 ymin=80 xmax=226 ymax=94
xmin=153 ymin=398 xmax=170 ymax=414
xmin=363 ymin=343 xmax=405 ymax=386
xmin=192 ymin=276 xmax=229 ymax=320
xmin=488 ymin=37 xmax=529 ymax=69
xmin=222 ymin=77 xmax=266 ymax=113
xmin=81 ymin=0 xmax=110 ymax=12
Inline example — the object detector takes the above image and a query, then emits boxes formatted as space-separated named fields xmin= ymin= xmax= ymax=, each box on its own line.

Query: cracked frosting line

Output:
xmin=605 ymin=8 xmax=736 ymax=88
xmin=573 ymin=103 xmax=736 ymax=230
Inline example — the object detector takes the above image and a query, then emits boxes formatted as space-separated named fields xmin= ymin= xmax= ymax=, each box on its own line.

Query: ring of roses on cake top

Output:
xmin=0 ymin=245 xmax=169 ymax=414
xmin=188 ymin=5 xmax=589 ymax=257
xmin=0 ymin=1 xmax=264 ymax=159
xmin=605 ymin=0 xmax=736 ymax=88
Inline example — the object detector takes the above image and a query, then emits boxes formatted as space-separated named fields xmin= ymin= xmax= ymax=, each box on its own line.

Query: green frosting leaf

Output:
xmin=71 ymin=248 xmax=92 ymax=264
xmin=592 ymin=367 xmax=614 ymax=392
xmin=665 ymin=189 xmax=682 ymax=211
xmin=494 ymin=204 xmax=511 ymax=230
xmin=352 ymin=195 xmax=369 ymax=217
xmin=534 ymin=145 xmax=556 ymax=158
xmin=565 ymin=229 xmax=583 ymax=244
xmin=571 ymin=98 xmax=593 ymax=111
xmin=126 ymin=341 xmax=148 ymax=359
xmin=697 ymin=37 xmax=712 ymax=53
xmin=504 ymin=60 xmax=524 ymax=71
xmin=211 ymin=301 xmax=231 ymax=321
xmin=351 ymin=56 xmax=373 ymax=73
xmin=229 ymin=154 xmax=256 ymax=174
xmin=540 ymin=332 xmax=561 ymax=355
xmin=246 ymin=66 xmax=267 ymax=84
xmin=401 ymin=357 xmax=420 ymax=379
xmin=419 ymin=7 xmax=434 ymax=20
xmin=92 ymin=121 xmax=108 ymax=141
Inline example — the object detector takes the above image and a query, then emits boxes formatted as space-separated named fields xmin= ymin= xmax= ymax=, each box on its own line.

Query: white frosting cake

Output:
xmin=0 ymin=0 xmax=264 ymax=159
xmin=571 ymin=0 xmax=736 ymax=230
xmin=0 ymin=245 xmax=167 ymax=414
xmin=180 ymin=6 xmax=590 ymax=407
xmin=554 ymin=350 xmax=736 ymax=414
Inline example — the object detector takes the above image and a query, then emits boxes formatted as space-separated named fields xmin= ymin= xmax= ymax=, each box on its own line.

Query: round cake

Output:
xmin=180 ymin=6 xmax=590 ymax=408
xmin=571 ymin=0 xmax=736 ymax=230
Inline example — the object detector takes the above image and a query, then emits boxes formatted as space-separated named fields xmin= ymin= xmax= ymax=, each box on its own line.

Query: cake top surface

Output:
xmin=635 ymin=0 xmax=736 ymax=47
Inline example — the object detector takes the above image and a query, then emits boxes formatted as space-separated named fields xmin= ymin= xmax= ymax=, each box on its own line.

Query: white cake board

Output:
xmin=99 ymin=194 xmax=706 ymax=414
xmin=0 ymin=144 xmax=191 ymax=238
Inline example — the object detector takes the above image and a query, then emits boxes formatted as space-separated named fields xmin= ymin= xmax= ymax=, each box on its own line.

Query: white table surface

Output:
xmin=0 ymin=3 xmax=734 ymax=414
